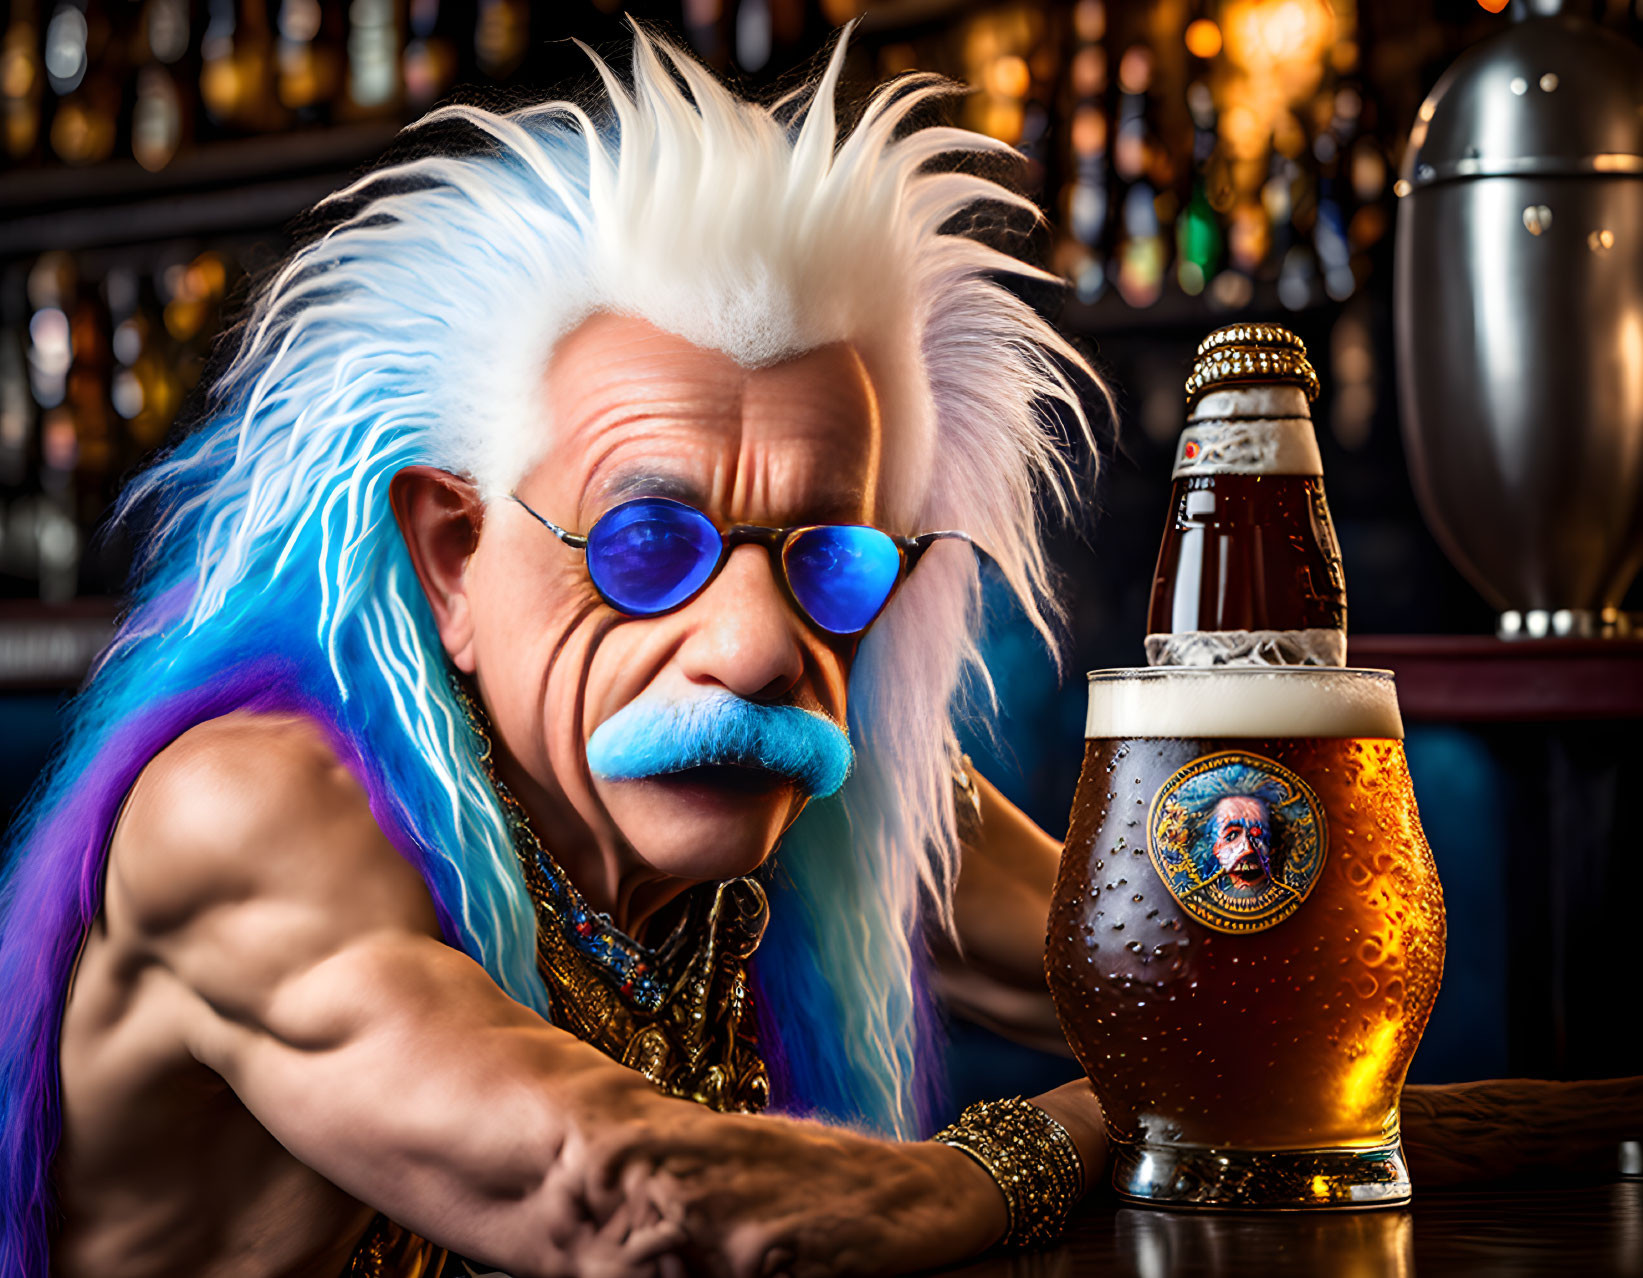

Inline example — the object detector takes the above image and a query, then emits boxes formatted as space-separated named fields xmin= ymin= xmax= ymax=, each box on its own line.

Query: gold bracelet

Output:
xmin=930 ymin=1097 xmax=1085 ymax=1248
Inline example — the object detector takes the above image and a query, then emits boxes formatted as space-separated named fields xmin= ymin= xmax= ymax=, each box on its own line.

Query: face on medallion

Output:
xmin=1208 ymin=794 xmax=1273 ymax=893
xmin=397 ymin=312 xmax=885 ymax=905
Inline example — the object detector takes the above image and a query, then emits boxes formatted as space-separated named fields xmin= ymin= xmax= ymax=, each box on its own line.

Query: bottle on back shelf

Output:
xmin=1145 ymin=323 xmax=1347 ymax=668
xmin=2 ymin=0 xmax=44 ymax=163
xmin=403 ymin=0 xmax=459 ymax=111
xmin=132 ymin=0 xmax=193 ymax=171
xmin=1112 ymin=42 xmax=1169 ymax=309
xmin=200 ymin=0 xmax=282 ymax=135
xmin=46 ymin=0 xmax=121 ymax=166
xmin=1056 ymin=1 xmax=1110 ymax=304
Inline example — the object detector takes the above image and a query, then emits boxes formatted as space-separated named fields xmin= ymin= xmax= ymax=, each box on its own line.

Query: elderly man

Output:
xmin=1208 ymin=794 xmax=1273 ymax=892
xmin=0 ymin=26 xmax=1102 ymax=1278
xmin=2 ymin=23 xmax=1637 ymax=1278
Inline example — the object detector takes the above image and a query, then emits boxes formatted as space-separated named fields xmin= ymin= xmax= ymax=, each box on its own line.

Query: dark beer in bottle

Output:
xmin=1146 ymin=324 xmax=1346 ymax=667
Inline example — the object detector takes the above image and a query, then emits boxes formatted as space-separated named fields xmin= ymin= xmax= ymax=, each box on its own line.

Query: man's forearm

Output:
xmin=569 ymin=1089 xmax=1009 ymax=1278
xmin=1401 ymin=1077 xmax=1643 ymax=1187
xmin=225 ymin=952 xmax=998 ymax=1277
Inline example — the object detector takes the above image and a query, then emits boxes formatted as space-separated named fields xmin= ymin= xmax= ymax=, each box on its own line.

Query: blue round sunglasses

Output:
xmin=512 ymin=494 xmax=971 ymax=637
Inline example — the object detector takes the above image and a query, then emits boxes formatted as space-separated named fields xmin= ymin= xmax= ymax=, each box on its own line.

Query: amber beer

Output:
xmin=1046 ymin=667 xmax=1445 ymax=1208
xmin=1146 ymin=325 xmax=1347 ymax=668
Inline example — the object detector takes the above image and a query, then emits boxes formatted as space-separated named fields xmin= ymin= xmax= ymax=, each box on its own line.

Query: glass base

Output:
xmin=1111 ymin=1138 xmax=1411 ymax=1210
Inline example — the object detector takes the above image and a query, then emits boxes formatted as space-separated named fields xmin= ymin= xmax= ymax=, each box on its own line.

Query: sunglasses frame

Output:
xmin=511 ymin=494 xmax=972 ymax=637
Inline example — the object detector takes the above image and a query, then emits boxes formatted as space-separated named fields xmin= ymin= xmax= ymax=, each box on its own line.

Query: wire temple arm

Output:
xmin=904 ymin=528 xmax=974 ymax=570
xmin=512 ymin=496 xmax=588 ymax=549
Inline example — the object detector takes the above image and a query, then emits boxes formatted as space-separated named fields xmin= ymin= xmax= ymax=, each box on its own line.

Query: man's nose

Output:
xmin=675 ymin=543 xmax=806 ymax=702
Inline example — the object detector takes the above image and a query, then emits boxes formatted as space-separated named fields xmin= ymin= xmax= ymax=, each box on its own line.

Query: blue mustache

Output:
xmin=586 ymin=693 xmax=854 ymax=799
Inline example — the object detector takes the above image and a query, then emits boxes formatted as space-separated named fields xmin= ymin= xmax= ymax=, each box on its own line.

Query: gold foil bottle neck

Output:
xmin=1186 ymin=323 xmax=1320 ymax=406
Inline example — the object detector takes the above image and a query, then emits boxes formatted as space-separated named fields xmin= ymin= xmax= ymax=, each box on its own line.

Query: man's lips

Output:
xmin=641 ymin=764 xmax=793 ymax=797
xmin=1227 ymin=854 xmax=1267 ymax=885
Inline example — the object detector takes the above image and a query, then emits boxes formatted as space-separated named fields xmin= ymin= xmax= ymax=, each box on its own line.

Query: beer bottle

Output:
xmin=1145 ymin=323 xmax=1347 ymax=667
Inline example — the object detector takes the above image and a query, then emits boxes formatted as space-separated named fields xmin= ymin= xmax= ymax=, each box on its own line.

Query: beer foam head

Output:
xmin=1085 ymin=667 xmax=1404 ymax=740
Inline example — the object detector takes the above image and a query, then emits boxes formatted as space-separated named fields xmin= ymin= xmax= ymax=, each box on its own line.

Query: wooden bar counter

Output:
xmin=942 ymin=1180 xmax=1641 ymax=1276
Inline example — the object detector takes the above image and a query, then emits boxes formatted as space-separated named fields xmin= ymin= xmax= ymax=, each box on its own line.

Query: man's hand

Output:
xmin=89 ymin=711 xmax=1010 ymax=1277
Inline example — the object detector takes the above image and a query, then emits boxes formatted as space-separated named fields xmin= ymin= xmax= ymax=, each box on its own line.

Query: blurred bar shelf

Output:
xmin=0 ymin=122 xmax=403 ymax=259
xmin=4 ymin=612 xmax=1640 ymax=719
xmin=0 ymin=599 xmax=118 ymax=692
xmin=856 ymin=0 xmax=983 ymax=35
xmin=1059 ymin=285 xmax=1336 ymax=338
xmin=1349 ymin=635 xmax=1643 ymax=723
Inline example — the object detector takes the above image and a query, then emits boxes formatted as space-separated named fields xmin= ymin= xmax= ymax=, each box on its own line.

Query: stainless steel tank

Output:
xmin=1394 ymin=0 xmax=1643 ymax=638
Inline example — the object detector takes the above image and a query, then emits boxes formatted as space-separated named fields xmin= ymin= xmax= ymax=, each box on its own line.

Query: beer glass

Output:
xmin=1046 ymin=667 xmax=1445 ymax=1209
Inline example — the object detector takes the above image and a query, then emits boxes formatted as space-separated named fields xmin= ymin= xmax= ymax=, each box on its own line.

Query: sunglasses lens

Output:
xmin=586 ymin=499 xmax=721 ymax=614
xmin=784 ymin=526 xmax=904 ymax=635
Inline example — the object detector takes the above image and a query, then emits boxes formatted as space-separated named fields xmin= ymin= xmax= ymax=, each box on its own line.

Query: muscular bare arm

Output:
xmin=106 ymin=713 xmax=1063 ymax=1278
xmin=936 ymin=774 xmax=1068 ymax=1054
xmin=1401 ymin=1077 xmax=1643 ymax=1187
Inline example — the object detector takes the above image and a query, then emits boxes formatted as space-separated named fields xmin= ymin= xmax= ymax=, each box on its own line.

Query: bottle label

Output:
xmin=1173 ymin=418 xmax=1322 ymax=478
xmin=1145 ymin=629 xmax=1347 ymax=668
xmin=1147 ymin=749 xmax=1328 ymax=935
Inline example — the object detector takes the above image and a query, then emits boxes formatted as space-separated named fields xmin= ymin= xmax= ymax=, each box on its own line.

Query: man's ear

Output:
xmin=390 ymin=466 xmax=485 ymax=673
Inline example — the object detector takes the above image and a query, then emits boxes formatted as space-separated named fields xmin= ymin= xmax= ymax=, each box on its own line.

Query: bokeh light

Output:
xmin=1185 ymin=19 xmax=1224 ymax=60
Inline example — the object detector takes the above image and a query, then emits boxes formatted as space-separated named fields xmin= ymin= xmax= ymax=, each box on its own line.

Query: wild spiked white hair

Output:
xmin=239 ymin=19 xmax=1102 ymax=537
xmin=124 ymin=20 xmax=1106 ymax=1136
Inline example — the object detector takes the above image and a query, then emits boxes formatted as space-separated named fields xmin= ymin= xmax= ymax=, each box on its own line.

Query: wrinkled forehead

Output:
xmin=526 ymin=312 xmax=892 ymax=529
xmin=1213 ymin=795 xmax=1269 ymax=830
